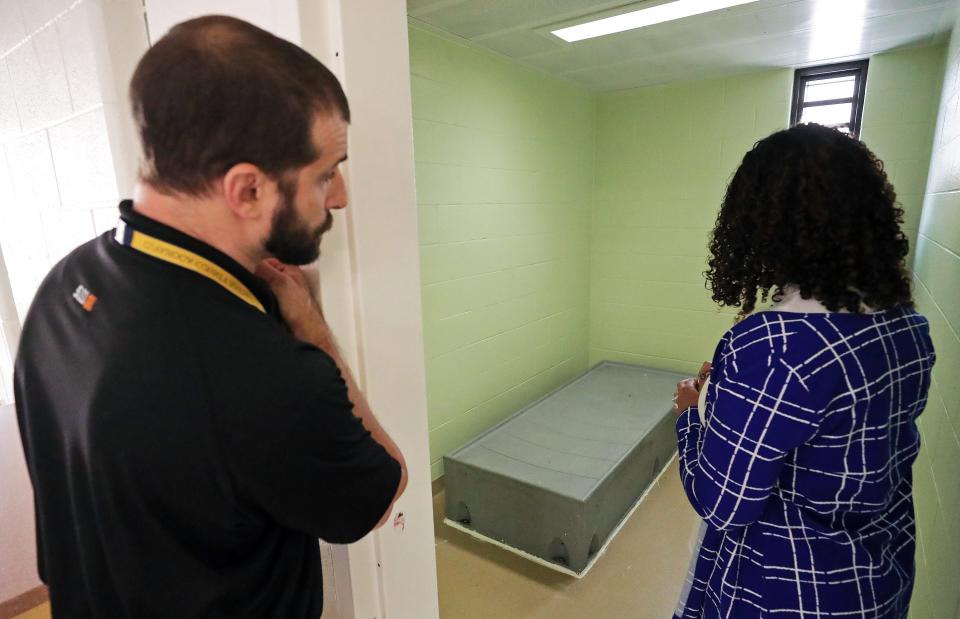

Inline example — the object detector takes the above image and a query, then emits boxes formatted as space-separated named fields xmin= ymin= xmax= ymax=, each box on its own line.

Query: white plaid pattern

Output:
xmin=675 ymin=307 xmax=935 ymax=619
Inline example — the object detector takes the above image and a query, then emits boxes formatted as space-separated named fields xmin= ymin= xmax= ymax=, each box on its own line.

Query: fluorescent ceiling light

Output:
xmin=551 ymin=0 xmax=763 ymax=43
xmin=808 ymin=0 xmax=867 ymax=61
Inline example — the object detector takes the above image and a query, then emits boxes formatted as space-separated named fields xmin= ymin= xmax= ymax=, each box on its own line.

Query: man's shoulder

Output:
xmin=199 ymin=314 xmax=343 ymax=407
xmin=219 ymin=325 xmax=340 ymax=385
xmin=32 ymin=232 xmax=112 ymax=291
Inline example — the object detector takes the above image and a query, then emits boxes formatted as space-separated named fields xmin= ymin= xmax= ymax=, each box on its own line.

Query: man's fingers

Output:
xmin=255 ymin=260 xmax=291 ymax=288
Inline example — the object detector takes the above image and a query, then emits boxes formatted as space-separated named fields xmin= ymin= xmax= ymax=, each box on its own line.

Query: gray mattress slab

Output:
xmin=444 ymin=361 xmax=686 ymax=575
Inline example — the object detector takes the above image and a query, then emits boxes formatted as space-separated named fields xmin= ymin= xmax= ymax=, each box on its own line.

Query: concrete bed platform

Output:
xmin=443 ymin=362 xmax=685 ymax=577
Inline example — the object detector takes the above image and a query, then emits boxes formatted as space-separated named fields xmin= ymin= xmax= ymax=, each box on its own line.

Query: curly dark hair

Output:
xmin=706 ymin=123 xmax=913 ymax=315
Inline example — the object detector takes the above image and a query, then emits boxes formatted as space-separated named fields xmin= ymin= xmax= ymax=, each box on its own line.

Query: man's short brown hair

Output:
xmin=130 ymin=15 xmax=350 ymax=196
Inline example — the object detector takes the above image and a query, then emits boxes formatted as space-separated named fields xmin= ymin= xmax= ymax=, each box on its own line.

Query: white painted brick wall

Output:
xmin=49 ymin=107 xmax=119 ymax=206
xmin=6 ymin=130 xmax=61 ymax=209
xmin=0 ymin=0 xmax=146 ymax=396
xmin=0 ymin=1 xmax=28 ymax=54
xmin=0 ymin=62 xmax=20 ymax=141
xmin=7 ymin=27 xmax=73 ymax=133
xmin=59 ymin=1 xmax=104 ymax=112
xmin=0 ymin=243 xmax=17 ymax=403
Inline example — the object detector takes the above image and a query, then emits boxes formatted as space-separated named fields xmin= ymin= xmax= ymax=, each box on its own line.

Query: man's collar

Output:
xmin=116 ymin=200 xmax=278 ymax=316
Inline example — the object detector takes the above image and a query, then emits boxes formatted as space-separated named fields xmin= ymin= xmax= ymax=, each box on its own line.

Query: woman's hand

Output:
xmin=674 ymin=378 xmax=699 ymax=413
xmin=674 ymin=361 xmax=712 ymax=414
xmin=696 ymin=362 xmax=712 ymax=390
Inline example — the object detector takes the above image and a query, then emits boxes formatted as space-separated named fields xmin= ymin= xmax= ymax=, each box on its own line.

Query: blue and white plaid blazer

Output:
xmin=675 ymin=306 xmax=935 ymax=619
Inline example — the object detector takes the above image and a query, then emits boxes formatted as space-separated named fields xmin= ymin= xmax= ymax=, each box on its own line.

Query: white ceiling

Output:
xmin=407 ymin=0 xmax=957 ymax=90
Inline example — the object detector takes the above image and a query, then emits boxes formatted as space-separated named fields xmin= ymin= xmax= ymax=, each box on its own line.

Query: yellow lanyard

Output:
xmin=115 ymin=220 xmax=266 ymax=314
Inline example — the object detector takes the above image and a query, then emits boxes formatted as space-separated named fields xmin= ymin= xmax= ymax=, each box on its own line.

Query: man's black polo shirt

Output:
xmin=14 ymin=200 xmax=401 ymax=618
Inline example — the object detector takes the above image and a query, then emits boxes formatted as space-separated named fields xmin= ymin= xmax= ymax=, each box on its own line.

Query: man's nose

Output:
xmin=327 ymin=169 xmax=348 ymax=210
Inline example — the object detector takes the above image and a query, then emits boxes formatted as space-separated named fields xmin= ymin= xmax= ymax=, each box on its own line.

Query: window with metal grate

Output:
xmin=791 ymin=60 xmax=869 ymax=137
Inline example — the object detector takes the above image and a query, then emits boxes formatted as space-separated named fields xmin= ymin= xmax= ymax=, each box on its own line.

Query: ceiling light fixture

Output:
xmin=808 ymin=0 xmax=868 ymax=61
xmin=551 ymin=0 xmax=763 ymax=43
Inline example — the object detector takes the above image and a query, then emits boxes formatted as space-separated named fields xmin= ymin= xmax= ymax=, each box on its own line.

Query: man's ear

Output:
xmin=222 ymin=163 xmax=268 ymax=220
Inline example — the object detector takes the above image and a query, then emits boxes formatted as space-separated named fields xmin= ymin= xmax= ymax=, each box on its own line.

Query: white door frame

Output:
xmin=298 ymin=1 xmax=440 ymax=618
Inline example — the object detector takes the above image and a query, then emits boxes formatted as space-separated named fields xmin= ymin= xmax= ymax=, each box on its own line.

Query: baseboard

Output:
xmin=0 ymin=586 xmax=48 ymax=619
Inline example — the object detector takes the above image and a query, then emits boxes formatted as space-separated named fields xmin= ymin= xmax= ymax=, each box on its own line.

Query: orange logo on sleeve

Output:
xmin=72 ymin=285 xmax=98 ymax=312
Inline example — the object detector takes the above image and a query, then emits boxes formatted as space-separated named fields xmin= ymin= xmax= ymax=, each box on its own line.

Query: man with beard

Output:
xmin=13 ymin=15 xmax=407 ymax=619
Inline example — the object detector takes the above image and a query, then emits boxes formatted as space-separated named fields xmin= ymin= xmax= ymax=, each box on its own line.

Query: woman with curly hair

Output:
xmin=672 ymin=123 xmax=936 ymax=619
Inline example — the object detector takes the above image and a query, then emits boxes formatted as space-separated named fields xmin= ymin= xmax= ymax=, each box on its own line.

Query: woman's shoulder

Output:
xmin=730 ymin=305 xmax=926 ymax=333
xmin=720 ymin=305 xmax=929 ymax=362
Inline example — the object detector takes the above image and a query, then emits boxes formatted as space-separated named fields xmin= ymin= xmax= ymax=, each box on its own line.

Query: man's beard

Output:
xmin=263 ymin=177 xmax=331 ymax=265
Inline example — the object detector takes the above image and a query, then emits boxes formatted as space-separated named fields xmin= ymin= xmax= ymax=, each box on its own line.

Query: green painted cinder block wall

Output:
xmin=860 ymin=44 xmax=946 ymax=268
xmin=410 ymin=22 xmax=951 ymax=493
xmin=904 ymin=25 xmax=960 ymax=619
xmin=589 ymin=44 xmax=945 ymax=378
xmin=409 ymin=25 xmax=595 ymax=479
xmin=589 ymin=69 xmax=792 ymax=376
